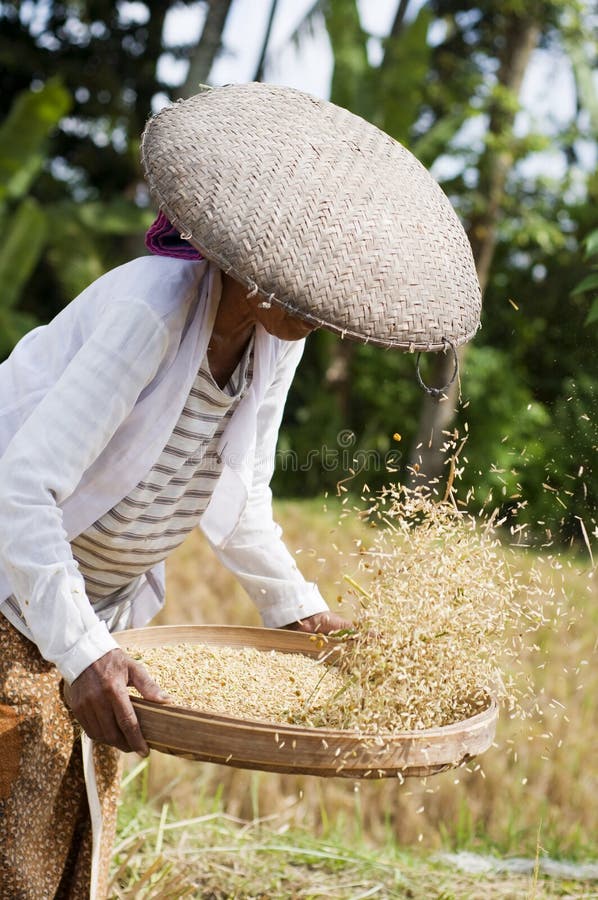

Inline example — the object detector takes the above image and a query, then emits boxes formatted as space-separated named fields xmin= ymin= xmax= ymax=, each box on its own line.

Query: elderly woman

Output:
xmin=0 ymin=83 xmax=480 ymax=898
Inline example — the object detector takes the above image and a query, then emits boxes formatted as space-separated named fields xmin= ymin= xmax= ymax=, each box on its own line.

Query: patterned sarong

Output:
xmin=0 ymin=615 xmax=122 ymax=899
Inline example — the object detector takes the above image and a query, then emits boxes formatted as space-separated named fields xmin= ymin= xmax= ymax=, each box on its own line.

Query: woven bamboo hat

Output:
xmin=141 ymin=83 xmax=481 ymax=351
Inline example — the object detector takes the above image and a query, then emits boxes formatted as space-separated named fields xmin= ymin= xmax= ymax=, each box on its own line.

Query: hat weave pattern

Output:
xmin=141 ymin=83 xmax=481 ymax=350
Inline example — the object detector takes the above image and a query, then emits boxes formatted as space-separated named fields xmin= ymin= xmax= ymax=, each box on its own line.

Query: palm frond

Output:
xmin=284 ymin=0 xmax=328 ymax=53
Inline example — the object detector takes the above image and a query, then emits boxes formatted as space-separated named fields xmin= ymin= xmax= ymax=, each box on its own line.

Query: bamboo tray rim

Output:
xmin=118 ymin=624 xmax=499 ymax=740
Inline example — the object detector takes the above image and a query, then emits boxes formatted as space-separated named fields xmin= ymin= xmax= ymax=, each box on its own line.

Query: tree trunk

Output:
xmin=321 ymin=0 xmax=369 ymax=426
xmin=409 ymin=17 xmax=541 ymax=483
xmin=389 ymin=0 xmax=411 ymax=40
xmin=324 ymin=339 xmax=355 ymax=423
xmin=134 ymin=1 xmax=172 ymax=131
xmin=253 ymin=0 xmax=280 ymax=82
xmin=182 ymin=0 xmax=235 ymax=96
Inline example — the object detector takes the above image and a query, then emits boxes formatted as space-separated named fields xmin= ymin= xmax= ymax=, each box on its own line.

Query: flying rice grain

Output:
xmin=127 ymin=484 xmax=536 ymax=734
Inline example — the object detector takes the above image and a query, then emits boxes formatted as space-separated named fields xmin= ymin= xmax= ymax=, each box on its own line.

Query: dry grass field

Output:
xmin=133 ymin=497 xmax=598 ymax=862
xmin=111 ymin=778 xmax=598 ymax=898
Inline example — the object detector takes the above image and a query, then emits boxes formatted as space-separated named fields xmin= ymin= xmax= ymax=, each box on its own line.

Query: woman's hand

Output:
xmin=66 ymin=648 xmax=170 ymax=756
xmin=282 ymin=611 xmax=353 ymax=635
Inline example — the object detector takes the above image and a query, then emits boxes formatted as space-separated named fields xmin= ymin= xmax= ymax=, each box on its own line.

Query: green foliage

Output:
xmin=0 ymin=77 xmax=71 ymax=205
xmin=0 ymin=1 xmax=188 ymax=195
xmin=324 ymin=0 xmax=370 ymax=117
xmin=324 ymin=0 xmax=431 ymax=145
xmin=377 ymin=7 xmax=432 ymax=144
xmin=273 ymin=0 xmax=598 ymax=543
xmin=0 ymin=79 xmax=72 ymax=352
xmin=0 ymin=1 xmax=189 ymax=347
xmin=0 ymin=198 xmax=47 ymax=355
xmin=540 ymin=374 xmax=597 ymax=528
xmin=474 ymin=185 xmax=597 ymax=537
xmin=454 ymin=344 xmax=551 ymax=500
xmin=501 ymin=205 xmax=568 ymax=254
xmin=0 ymin=198 xmax=47 ymax=305
xmin=76 ymin=199 xmax=155 ymax=236
xmin=0 ymin=77 xmax=155 ymax=358
xmin=44 ymin=199 xmax=154 ymax=300
xmin=572 ymin=228 xmax=598 ymax=325
xmin=44 ymin=206 xmax=107 ymax=302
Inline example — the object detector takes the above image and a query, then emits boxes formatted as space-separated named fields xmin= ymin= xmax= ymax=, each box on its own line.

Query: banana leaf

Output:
xmin=0 ymin=197 xmax=47 ymax=312
xmin=0 ymin=78 xmax=72 ymax=204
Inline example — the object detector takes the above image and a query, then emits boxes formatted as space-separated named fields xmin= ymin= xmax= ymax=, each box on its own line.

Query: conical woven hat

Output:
xmin=141 ymin=83 xmax=481 ymax=350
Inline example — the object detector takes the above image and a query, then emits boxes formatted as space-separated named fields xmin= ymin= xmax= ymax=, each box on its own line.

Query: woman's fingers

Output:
xmin=111 ymin=681 xmax=149 ymax=756
xmin=127 ymin=658 xmax=171 ymax=703
xmin=283 ymin=611 xmax=354 ymax=634
xmin=67 ymin=648 xmax=162 ymax=755
xmin=72 ymin=685 xmax=135 ymax=753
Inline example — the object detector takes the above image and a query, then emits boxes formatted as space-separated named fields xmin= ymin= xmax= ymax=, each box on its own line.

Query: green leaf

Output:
xmin=570 ymin=271 xmax=598 ymax=296
xmin=325 ymin=0 xmax=371 ymax=116
xmin=585 ymin=297 xmax=598 ymax=326
xmin=0 ymin=197 xmax=47 ymax=311
xmin=583 ymin=229 xmax=598 ymax=258
xmin=378 ymin=6 xmax=432 ymax=144
xmin=45 ymin=206 xmax=106 ymax=300
xmin=76 ymin=200 xmax=155 ymax=235
xmin=0 ymin=308 xmax=39 ymax=358
xmin=0 ymin=78 xmax=72 ymax=202
xmin=566 ymin=29 xmax=598 ymax=134
xmin=412 ymin=106 xmax=473 ymax=168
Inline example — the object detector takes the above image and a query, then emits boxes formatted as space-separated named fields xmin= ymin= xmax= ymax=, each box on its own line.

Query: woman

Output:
xmin=0 ymin=82 xmax=481 ymax=898
xmin=0 ymin=240 xmax=348 ymax=898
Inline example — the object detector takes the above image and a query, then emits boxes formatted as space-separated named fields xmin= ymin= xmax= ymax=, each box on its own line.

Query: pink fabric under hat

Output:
xmin=145 ymin=211 xmax=204 ymax=260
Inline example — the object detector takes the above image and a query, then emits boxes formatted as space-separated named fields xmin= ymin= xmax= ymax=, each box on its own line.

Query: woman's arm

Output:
xmin=0 ymin=300 xmax=168 ymax=681
xmin=206 ymin=339 xmax=350 ymax=632
xmin=0 ymin=299 xmax=174 ymax=752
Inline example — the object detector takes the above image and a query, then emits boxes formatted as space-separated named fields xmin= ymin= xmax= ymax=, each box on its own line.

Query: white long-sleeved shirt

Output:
xmin=0 ymin=256 xmax=329 ymax=683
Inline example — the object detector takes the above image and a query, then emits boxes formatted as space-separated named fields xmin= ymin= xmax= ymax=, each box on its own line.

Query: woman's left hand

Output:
xmin=282 ymin=611 xmax=353 ymax=635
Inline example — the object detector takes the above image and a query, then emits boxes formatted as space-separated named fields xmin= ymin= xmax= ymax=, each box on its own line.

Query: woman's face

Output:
xmin=247 ymin=297 xmax=317 ymax=341
xmin=221 ymin=272 xmax=317 ymax=341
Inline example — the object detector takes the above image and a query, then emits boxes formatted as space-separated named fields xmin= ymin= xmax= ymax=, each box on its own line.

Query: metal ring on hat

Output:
xmin=415 ymin=340 xmax=459 ymax=399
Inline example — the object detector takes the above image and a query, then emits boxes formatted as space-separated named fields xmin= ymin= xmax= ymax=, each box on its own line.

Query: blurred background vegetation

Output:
xmin=0 ymin=0 xmax=596 ymax=542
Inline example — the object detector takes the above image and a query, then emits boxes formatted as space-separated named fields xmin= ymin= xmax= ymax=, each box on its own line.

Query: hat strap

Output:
xmin=415 ymin=340 xmax=459 ymax=399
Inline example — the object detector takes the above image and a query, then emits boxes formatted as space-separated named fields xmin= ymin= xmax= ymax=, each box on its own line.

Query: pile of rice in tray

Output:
xmin=129 ymin=486 xmax=525 ymax=732
xmin=126 ymin=642 xmax=346 ymax=725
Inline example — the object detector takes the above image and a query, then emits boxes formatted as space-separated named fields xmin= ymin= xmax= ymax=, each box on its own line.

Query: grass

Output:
xmin=111 ymin=497 xmax=598 ymax=894
xmin=111 ymin=762 xmax=598 ymax=898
